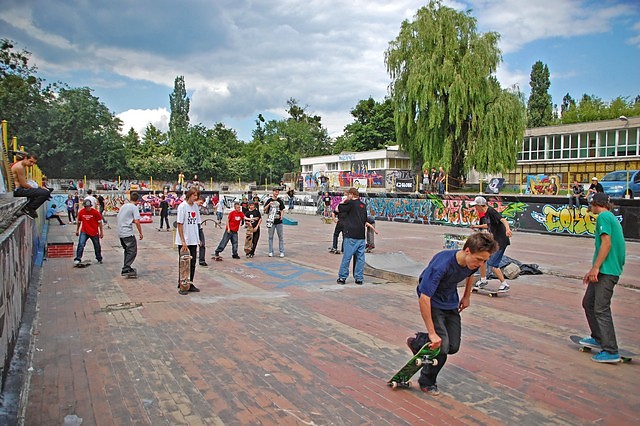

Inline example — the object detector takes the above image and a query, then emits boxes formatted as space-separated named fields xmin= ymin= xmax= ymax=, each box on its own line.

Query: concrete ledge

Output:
xmin=364 ymin=251 xmax=424 ymax=284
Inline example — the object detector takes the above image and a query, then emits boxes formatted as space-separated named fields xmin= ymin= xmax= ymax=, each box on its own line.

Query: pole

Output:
xmin=210 ymin=177 xmax=213 ymax=190
xmin=479 ymin=173 xmax=483 ymax=194
xmin=1 ymin=120 xmax=7 ymax=153
xmin=150 ymin=176 xmax=153 ymax=191
xmin=626 ymin=170 xmax=630 ymax=198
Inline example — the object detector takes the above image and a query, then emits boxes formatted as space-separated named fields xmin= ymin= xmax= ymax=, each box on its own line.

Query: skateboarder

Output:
xmin=74 ymin=199 xmax=104 ymax=265
xmin=175 ymin=188 xmax=201 ymax=294
xmin=244 ymin=202 xmax=262 ymax=257
xmin=213 ymin=202 xmax=245 ymax=259
xmin=408 ymin=232 xmax=498 ymax=395
xmin=117 ymin=192 xmax=143 ymax=277
xmin=580 ymin=193 xmax=626 ymax=363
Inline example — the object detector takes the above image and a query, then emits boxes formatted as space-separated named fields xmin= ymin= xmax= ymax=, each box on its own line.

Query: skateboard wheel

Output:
xmin=432 ymin=359 xmax=438 ymax=367
xmin=415 ymin=359 xmax=423 ymax=367
xmin=390 ymin=381 xmax=398 ymax=389
xmin=406 ymin=381 xmax=412 ymax=388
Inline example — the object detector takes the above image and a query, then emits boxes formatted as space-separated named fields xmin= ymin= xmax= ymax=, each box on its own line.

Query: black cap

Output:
xmin=591 ymin=192 xmax=610 ymax=205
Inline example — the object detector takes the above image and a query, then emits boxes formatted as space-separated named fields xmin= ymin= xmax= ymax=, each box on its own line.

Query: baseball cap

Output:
xmin=591 ymin=177 xmax=598 ymax=181
xmin=591 ymin=192 xmax=610 ymax=205
xmin=469 ymin=196 xmax=487 ymax=207
xmin=83 ymin=199 xmax=92 ymax=207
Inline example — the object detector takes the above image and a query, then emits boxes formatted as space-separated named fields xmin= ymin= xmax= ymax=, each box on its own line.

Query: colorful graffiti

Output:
xmin=527 ymin=175 xmax=561 ymax=195
xmin=531 ymin=205 xmax=602 ymax=235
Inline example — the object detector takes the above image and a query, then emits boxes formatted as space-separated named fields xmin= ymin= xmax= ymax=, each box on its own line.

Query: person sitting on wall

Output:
xmin=568 ymin=180 xmax=585 ymax=209
xmin=587 ymin=177 xmax=604 ymax=201
xmin=11 ymin=153 xmax=52 ymax=218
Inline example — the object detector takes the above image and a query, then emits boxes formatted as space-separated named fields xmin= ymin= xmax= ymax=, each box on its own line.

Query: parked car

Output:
xmin=600 ymin=170 xmax=640 ymax=198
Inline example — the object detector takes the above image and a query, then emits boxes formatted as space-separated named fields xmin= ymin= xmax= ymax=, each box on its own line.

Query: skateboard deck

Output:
xmin=322 ymin=217 xmax=333 ymax=224
xmin=388 ymin=343 xmax=440 ymax=389
xmin=124 ymin=270 xmax=137 ymax=279
xmin=179 ymin=253 xmax=192 ymax=291
xmin=73 ymin=261 xmax=91 ymax=268
xmin=244 ymin=223 xmax=254 ymax=254
xmin=265 ymin=202 xmax=277 ymax=228
xmin=212 ymin=255 xmax=223 ymax=261
xmin=472 ymin=286 xmax=508 ymax=297
xmin=569 ymin=335 xmax=633 ymax=363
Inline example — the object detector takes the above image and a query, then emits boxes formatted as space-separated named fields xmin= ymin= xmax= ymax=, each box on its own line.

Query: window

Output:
xmin=370 ymin=159 xmax=384 ymax=169
xmin=598 ymin=130 xmax=615 ymax=157
xmin=550 ymin=135 xmax=562 ymax=159
xmin=302 ymin=165 xmax=312 ymax=172
xmin=327 ymin=162 xmax=338 ymax=171
xmin=567 ymin=133 xmax=579 ymax=159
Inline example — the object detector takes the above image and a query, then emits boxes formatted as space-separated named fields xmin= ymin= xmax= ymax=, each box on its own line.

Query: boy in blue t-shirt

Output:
xmin=408 ymin=232 xmax=498 ymax=396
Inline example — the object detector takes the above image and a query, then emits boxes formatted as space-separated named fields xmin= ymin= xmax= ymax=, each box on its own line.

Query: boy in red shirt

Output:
xmin=213 ymin=202 xmax=245 ymax=259
xmin=74 ymin=199 xmax=104 ymax=265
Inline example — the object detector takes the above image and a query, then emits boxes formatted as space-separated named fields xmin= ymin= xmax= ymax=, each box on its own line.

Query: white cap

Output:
xmin=592 ymin=176 xmax=598 ymax=181
xmin=469 ymin=196 xmax=487 ymax=207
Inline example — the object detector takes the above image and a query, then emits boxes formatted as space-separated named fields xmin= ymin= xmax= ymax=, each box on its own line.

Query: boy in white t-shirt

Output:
xmin=175 ymin=188 xmax=202 ymax=294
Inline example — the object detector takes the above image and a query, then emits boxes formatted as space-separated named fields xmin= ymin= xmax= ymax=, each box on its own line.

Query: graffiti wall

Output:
xmin=362 ymin=193 xmax=638 ymax=240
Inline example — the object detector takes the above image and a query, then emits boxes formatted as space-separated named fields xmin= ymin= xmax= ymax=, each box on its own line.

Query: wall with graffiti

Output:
xmin=361 ymin=193 xmax=639 ymax=240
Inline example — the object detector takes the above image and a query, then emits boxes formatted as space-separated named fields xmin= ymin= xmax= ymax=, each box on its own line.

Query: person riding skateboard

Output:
xmin=579 ymin=192 xmax=626 ymax=363
xmin=407 ymin=232 xmax=497 ymax=395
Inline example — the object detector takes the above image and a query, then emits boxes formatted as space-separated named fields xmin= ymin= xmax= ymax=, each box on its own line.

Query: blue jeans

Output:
xmin=215 ymin=230 xmax=238 ymax=256
xmin=338 ymin=237 xmax=366 ymax=281
xmin=487 ymin=247 xmax=506 ymax=268
xmin=75 ymin=232 xmax=102 ymax=262
xmin=268 ymin=223 xmax=284 ymax=254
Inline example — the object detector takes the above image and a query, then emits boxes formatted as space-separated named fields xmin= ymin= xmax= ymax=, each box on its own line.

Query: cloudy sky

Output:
xmin=2 ymin=0 xmax=639 ymax=141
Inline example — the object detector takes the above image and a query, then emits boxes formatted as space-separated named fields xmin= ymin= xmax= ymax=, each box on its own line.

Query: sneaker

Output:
xmin=336 ymin=278 xmax=346 ymax=285
xmin=74 ymin=259 xmax=81 ymax=265
xmin=232 ymin=254 xmax=240 ymax=259
xmin=212 ymin=252 xmax=220 ymax=258
xmin=406 ymin=337 xmax=419 ymax=355
xmin=421 ymin=384 xmax=440 ymax=396
xmin=592 ymin=351 xmax=621 ymax=363
xmin=121 ymin=268 xmax=135 ymax=276
xmin=188 ymin=285 xmax=200 ymax=292
xmin=268 ymin=252 xmax=274 ymax=257
xmin=178 ymin=289 xmax=188 ymax=295
xmin=474 ymin=279 xmax=488 ymax=290
xmin=328 ymin=247 xmax=336 ymax=253
xmin=579 ymin=337 xmax=601 ymax=348
xmin=497 ymin=282 xmax=510 ymax=292
xmin=355 ymin=280 xmax=363 ymax=285
xmin=279 ymin=253 xmax=285 ymax=258
xmin=199 ymin=261 xmax=209 ymax=266
xmin=97 ymin=260 xmax=103 ymax=264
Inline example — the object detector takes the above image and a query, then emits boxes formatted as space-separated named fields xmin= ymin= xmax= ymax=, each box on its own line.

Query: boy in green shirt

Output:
xmin=580 ymin=192 xmax=626 ymax=363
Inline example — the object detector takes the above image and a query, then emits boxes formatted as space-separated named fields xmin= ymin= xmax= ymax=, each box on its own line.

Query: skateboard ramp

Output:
xmin=364 ymin=252 xmax=424 ymax=284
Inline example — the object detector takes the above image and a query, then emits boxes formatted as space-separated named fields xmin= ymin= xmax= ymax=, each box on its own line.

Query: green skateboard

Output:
xmin=569 ymin=335 xmax=633 ymax=363
xmin=388 ymin=343 xmax=440 ymax=389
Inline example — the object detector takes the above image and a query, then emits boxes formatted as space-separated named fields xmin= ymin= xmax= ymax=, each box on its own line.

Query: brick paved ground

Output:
xmin=20 ymin=212 xmax=640 ymax=425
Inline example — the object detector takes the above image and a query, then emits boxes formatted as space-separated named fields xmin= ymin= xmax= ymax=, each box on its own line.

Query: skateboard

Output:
xmin=124 ymin=270 xmax=137 ymax=279
xmin=569 ymin=335 xmax=633 ymax=363
xmin=244 ymin=222 xmax=254 ymax=254
xmin=388 ymin=343 xmax=440 ymax=389
xmin=322 ymin=216 xmax=333 ymax=224
xmin=212 ymin=255 xmax=223 ymax=261
xmin=73 ymin=261 xmax=90 ymax=268
xmin=266 ymin=203 xmax=277 ymax=228
xmin=178 ymin=253 xmax=192 ymax=291
xmin=472 ymin=285 xmax=508 ymax=297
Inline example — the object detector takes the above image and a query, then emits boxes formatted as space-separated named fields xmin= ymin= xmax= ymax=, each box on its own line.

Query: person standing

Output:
xmin=580 ymin=193 xmax=626 ymax=363
xmin=430 ymin=167 xmax=438 ymax=193
xmin=215 ymin=195 xmax=224 ymax=225
xmin=213 ymin=202 xmax=245 ymax=259
xmin=175 ymin=188 xmax=201 ymax=294
xmin=97 ymin=192 xmax=110 ymax=228
xmin=11 ymin=153 xmax=51 ymax=218
xmin=84 ymin=189 xmax=98 ymax=209
xmin=287 ymin=187 xmax=295 ymax=210
xmin=244 ymin=202 xmax=262 ymax=258
xmin=336 ymin=188 xmax=368 ymax=285
xmin=470 ymin=196 xmax=512 ymax=291
xmin=408 ymin=232 xmax=497 ymax=395
xmin=264 ymin=188 xmax=286 ymax=257
xmin=297 ymin=175 xmax=304 ymax=192
xmin=65 ymin=194 xmax=77 ymax=223
xmin=196 ymin=196 xmax=208 ymax=266
xmin=158 ymin=195 xmax=170 ymax=231
xmin=322 ymin=192 xmax=332 ymax=218
xmin=117 ymin=192 xmax=143 ymax=277
xmin=74 ymin=199 xmax=104 ymax=265
xmin=437 ymin=166 xmax=446 ymax=194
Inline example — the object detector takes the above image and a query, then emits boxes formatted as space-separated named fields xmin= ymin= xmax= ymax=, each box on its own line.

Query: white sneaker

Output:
xmin=498 ymin=282 xmax=510 ymax=292
xmin=474 ymin=279 xmax=488 ymax=289
xmin=268 ymin=252 xmax=273 ymax=257
xmin=279 ymin=253 xmax=285 ymax=258
xmin=73 ymin=259 xmax=81 ymax=265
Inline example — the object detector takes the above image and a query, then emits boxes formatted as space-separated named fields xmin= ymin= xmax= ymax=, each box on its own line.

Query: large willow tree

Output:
xmin=385 ymin=1 xmax=526 ymax=182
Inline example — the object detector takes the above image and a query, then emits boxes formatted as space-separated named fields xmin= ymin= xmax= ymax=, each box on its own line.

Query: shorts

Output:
xmin=487 ymin=247 xmax=506 ymax=268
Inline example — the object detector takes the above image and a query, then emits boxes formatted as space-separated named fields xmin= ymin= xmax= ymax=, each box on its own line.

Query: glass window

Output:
xmin=628 ymin=128 xmax=638 ymax=156
xmin=327 ymin=162 xmax=338 ymax=171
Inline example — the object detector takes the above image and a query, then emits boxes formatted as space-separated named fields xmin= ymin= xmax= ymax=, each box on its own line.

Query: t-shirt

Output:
xmin=227 ymin=210 xmax=245 ymax=232
xmin=78 ymin=208 xmax=102 ymax=237
xmin=485 ymin=206 xmax=510 ymax=249
xmin=264 ymin=197 xmax=285 ymax=225
xmin=46 ymin=206 xmax=58 ymax=219
xmin=323 ymin=195 xmax=331 ymax=206
xmin=244 ymin=209 xmax=261 ymax=228
xmin=594 ymin=210 xmax=626 ymax=276
xmin=174 ymin=201 xmax=201 ymax=246
xmin=416 ymin=250 xmax=478 ymax=310
xmin=65 ymin=198 xmax=75 ymax=211
xmin=338 ymin=198 xmax=367 ymax=239
xmin=117 ymin=202 xmax=141 ymax=238
xmin=159 ymin=200 xmax=169 ymax=215
xmin=589 ymin=183 xmax=604 ymax=193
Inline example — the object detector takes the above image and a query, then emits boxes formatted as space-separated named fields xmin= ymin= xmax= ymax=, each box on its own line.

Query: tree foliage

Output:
xmin=385 ymin=0 xmax=526 ymax=179
xmin=559 ymin=94 xmax=640 ymax=124
xmin=527 ymin=60 xmax=553 ymax=127
xmin=333 ymin=97 xmax=395 ymax=153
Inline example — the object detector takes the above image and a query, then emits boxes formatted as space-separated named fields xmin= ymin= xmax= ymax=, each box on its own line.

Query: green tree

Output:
xmin=168 ymin=75 xmax=190 ymax=150
xmin=385 ymin=0 xmax=526 ymax=180
xmin=334 ymin=97 xmax=396 ymax=153
xmin=527 ymin=60 xmax=553 ymax=127
xmin=560 ymin=93 xmax=576 ymax=116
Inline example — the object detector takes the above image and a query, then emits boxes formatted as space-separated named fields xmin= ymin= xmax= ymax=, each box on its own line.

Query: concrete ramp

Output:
xmin=364 ymin=251 xmax=424 ymax=284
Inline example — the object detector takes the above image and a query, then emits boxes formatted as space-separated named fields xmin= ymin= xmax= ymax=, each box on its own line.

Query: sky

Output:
xmin=2 ymin=0 xmax=639 ymax=142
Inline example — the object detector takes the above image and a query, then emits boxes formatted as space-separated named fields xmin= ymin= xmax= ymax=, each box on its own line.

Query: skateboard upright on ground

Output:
xmin=388 ymin=343 xmax=440 ymax=389
xmin=178 ymin=253 xmax=192 ymax=292
xmin=244 ymin=222 xmax=254 ymax=254
xmin=569 ymin=335 xmax=633 ymax=363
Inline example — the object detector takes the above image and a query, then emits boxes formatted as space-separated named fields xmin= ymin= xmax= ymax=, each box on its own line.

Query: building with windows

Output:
xmin=299 ymin=146 xmax=413 ymax=192
xmin=507 ymin=116 xmax=640 ymax=186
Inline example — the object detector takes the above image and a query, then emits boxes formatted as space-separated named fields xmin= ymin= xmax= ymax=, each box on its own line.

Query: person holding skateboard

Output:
xmin=470 ymin=196 xmax=513 ymax=292
xmin=244 ymin=202 xmax=262 ymax=258
xmin=213 ymin=202 xmax=245 ymax=259
xmin=580 ymin=192 xmax=626 ymax=363
xmin=264 ymin=188 xmax=286 ymax=257
xmin=408 ymin=232 xmax=498 ymax=395
xmin=175 ymin=188 xmax=201 ymax=294
xmin=116 ymin=191 xmax=143 ymax=277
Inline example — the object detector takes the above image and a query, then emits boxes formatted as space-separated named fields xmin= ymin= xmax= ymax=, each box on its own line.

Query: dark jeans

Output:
xmin=14 ymin=186 xmax=51 ymax=211
xmin=582 ymin=273 xmax=619 ymax=353
xmin=67 ymin=209 xmax=76 ymax=222
xmin=178 ymin=245 xmax=197 ymax=284
xmin=119 ymin=236 xmax=137 ymax=272
xmin=249 ymin=227 xmax=260 ymax=256
xmin=419 ymin=307 xmax=461 ymax=388
xmin=568 ymin=195 xmax=585 ymax=208
xmin=332 ymin=221 xmax=343 ymax=251
xmin=215 ymin=230 xmax=238 ymax=256
xmin=75 ymin=233 xmax=102 ymax=262
xmin=47 ymin=214 xmax=65 ymax=225
xmin=198 ymin=227 xmax=206 ymax=262
xmin=159 ymin=212 xmax=169 ymax=229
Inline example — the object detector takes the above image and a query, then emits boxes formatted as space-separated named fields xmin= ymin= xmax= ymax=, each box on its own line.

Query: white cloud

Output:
xmin=117 ymin=109 xmax=169 ymax=136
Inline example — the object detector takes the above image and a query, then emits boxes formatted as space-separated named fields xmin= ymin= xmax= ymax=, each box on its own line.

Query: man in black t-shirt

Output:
xmin=322 ymin=192 xmax=332 ymax=218
xmin=264 ymin=188 xmax=286 ymax=257
xmin=244 ymin=202 xmax=262 ymax=257
xmin=336 ymin=188 xmax=368 ymax=285
xmin=470 ymin=196 xmax=513 ymax=292
xmin=587 ymin=177 xmax=604 ymax=201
